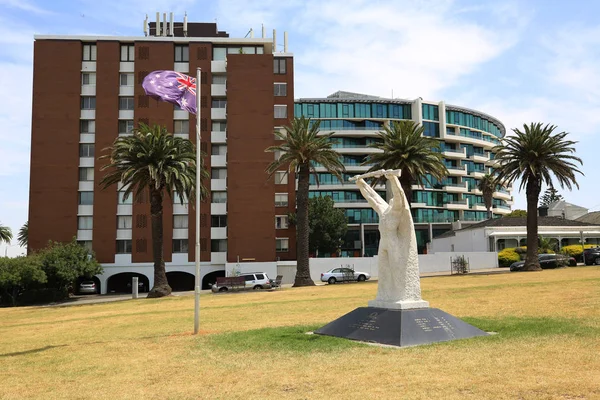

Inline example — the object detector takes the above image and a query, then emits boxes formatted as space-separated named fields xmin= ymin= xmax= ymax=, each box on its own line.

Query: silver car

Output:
xmin=321 ymin=268 xmax=371 ymax=284
xmin=211 ymin=272 xmax=272 ymax=292
xmin=78 ymin=280 xmax=98 ymax=294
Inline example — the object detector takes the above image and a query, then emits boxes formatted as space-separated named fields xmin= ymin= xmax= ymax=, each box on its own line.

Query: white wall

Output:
xmin=225 ymin=261 xmax=278 ymax=280
xmin=430 ymin=227 xmax=488 ymax=253
xmin=309 ymin=257 xmax=379 ymax=283
xmin=418 ymin=252 xmax=498 ymax=273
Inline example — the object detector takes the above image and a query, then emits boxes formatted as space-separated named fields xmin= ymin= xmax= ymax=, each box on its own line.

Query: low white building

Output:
xmin=544 ymin=200 xmax=589 ymax=220
xmin=431 ymin=216 xmax=600 ymax=253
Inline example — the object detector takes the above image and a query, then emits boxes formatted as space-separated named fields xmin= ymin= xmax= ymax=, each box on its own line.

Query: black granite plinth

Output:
xmin=314 ymin=307 xmax=488 ymax=347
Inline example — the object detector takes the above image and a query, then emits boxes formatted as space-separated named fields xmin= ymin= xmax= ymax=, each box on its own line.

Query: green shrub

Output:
xmin=498 ymin=249 xmax=520 ymax=267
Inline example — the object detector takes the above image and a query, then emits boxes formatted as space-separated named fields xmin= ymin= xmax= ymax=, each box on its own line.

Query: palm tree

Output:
xmin=363 ymin=120 xmax=448 ymax=206
xmin=494 ymin=123 xmax=583 ymax=271
xmin=17 ymin=221 xmax=28 ymax=248
xmin=266 ymin=117 xmax=345 ymax=287
xmin=100 ymin=123 xmax=208 ymax=297
xmin=0 ymin=223 xmax=12 ymax=245
xmin=478 ymin=174 xmax=496 ymax=219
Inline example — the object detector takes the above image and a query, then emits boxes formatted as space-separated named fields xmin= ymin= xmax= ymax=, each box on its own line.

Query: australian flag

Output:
xmin=142 ymin=70 xmax=197 ymax=115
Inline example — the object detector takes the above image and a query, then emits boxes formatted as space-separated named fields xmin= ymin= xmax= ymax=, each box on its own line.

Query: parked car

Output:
xmin=321 ymin=268 xmax=371 ymax=284
xmin=583 ymin=247 xmax=600 ymax=265
xmin=126 ymin=280 xmax=146 ymax=292
xmin=211 ymin=272 xmax=272 ymax=293
xmin=510 ymin=254 xmax=576 ymax=271
xmin=78 ymin=280 xmax=98 ymax=294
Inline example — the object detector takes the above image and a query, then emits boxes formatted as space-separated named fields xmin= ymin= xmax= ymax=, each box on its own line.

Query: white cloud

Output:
xmin=0 ymin=0 xmax=53 ymax=14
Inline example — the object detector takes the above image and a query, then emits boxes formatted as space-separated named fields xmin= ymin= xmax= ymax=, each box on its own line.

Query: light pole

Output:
xmin=194 ymin=67 xmax=202 ymax=335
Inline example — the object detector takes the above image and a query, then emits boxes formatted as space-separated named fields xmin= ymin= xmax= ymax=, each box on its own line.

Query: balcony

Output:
xmin=443 ymin=182 xmax=469 ymax=193
xmin=119 ymin=62 xmax=134 ymax=72
xmin=446 ymin=165 xmax=468 ymax=176
xmin=334 ymin=201 xmax=372 ymax=208
xmin=494 ymin=205 xmax=512 ymax=215
xmin=211 ymin=131 xmax=226 ymax=143
xmin=471 ymin=170 xmax=486 ymax=179
xmin=211 ymin=227 xmax=227 ymax=239
xmin=174 ymin=110 xmax=189 ymax=120
xmin=81 ymin=61 xmax=96 ymax=72
xmin=79 ymin=133 xmax=95 ymax=143
xmin=471 ymin=203 xmax=488 ymax=211
xmin=443 ymin=148 xmax=467 ymax=159
xmin=174 ymin=62 xmax=189 ymax=73
xmin=211 ymin=178 xmax=227 ymax=191
xmin=211 ymin=108 xmax=226 ymax=120
xmin=173 ymin=204 xmax=188 ymax=215
xmin=80 ymin=110 xmax=95 ymax=119
xmin=211 ymin=60 xmax=226 ymax=73
xmin=211 ymin=203 xmax=227 ymax=215
xmin=472 ymin=153 xmax=489 ymax=163
xmin=211 ymin=155 xmax=226 ymax=168
xmin=211 ymin=84 xmax=226 ymax=97
xmin=77 ymin=205 xmax=93 ymax=215
xmin=119 ymin=86 xmax=134 ymax=96
xmin=77 ymin=230 xmax=93 ymax=241
xmin=211 ymin=251 xmax=227 ymax=264
xmin=117 ymin=205 xmax=132 ymax=215
xmin=79 ymin=157 xmax=94 ymax=168
xmin=116 ymin=229 xmax=132 ymax=240
xmin=494 ymin=191 xmax=512 ymax=201
xmin=78 ymin=181 xmax=94 ymax=191
xmin=118 ymin=110 xmax=133 ymax=120
xmin=446 ymin=199 xmax=469 ymax=210
xmin=81 ymin=85 xmax=96 ymax=96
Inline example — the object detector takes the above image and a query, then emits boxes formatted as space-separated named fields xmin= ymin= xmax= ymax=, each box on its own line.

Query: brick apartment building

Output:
xmin=29 ymin=15 xmax=295 ymax=293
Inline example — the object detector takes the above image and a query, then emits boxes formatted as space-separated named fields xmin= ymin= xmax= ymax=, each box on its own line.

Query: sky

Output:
xmin=1 ymin=0 xmax=600 ymax=256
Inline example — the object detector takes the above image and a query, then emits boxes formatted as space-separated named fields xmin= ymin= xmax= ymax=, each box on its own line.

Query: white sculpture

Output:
xmin=350 ymin=169 xmax=429 ymax=310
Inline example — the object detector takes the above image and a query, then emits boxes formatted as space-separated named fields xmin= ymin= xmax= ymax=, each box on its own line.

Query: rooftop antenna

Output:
xmin=162 ymin=13 xmax=167 ymax=37
xmin=143 ymin=14 xmax=148 ymax=36
xmin=155 ymin=12 xmax=160 ymax=36
xmin=183 ymin=12 xmax=188 ymax=37
xmin=262 ymin=24 xmax=265 ymax=38
xmin=245 ymin=28 xmax=253 ymax=38
xmin=169 ymin=12 xmax=174 ymax=36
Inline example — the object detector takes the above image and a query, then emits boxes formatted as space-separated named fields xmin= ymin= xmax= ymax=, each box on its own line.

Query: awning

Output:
xmin=488 ymin=231 xmax=600 ymax=237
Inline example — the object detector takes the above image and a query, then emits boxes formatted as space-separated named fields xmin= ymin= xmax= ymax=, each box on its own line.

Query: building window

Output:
xmin=211 ymin=145 xmax=227 ymax=155
xmin=423 ymin=121 xmax=440 ymax=137
xmin=274 ymin=83 xmax=287 ymax=96
xmin=79 ymin=167 xmax=94 ymax=181
xmin=275 ymin=193 xmax=288 ymax=207
xmin=117 ymin=191 xmax=132 ymax=205
xmin=211 ymin=215 xmax=227 ymax=228
xmin=82 ymin=44 xmax=97 ymax=61
xmin=116 ymin=240 xmax=132 ymax=254
xmin=273 ymin=59 xmax=286 ymax=74
xmin=175 ymin=45 xmax=189 ymax=62
xmin=78 ymin=191 xmax=94 ymax=205
xmin=118 ymin=120 xmax=135 ymax=135
xmin=173 ymin=239 xmax=189 ymax=253
xmin=117 ymin=216 xmax=132 ymax=229
xmin=274 ymin=171 xmax=288 ymax=184
xmin=274 ymin=105 xmax=287 ymax=118
xmin=77 ymin=216 xmax=93 ymax=230
xmin=213 ymin=47 xmax=226 ymax=61
xmin=78 ymin=241 xmax=93 ymax=252
xmin=81 ymin=73 xmax=96 ymax=85
xmin=211 ymin=192 xmax=227 ymax=203
xmin=173 ymin=192 xmax=188 ymax=204
xmin=422 ymin=104 xmax=439 ymax=121
xmin=212 ymin=121 xmax=227 ymax=132
xmin=173 ymin=215 xmax=188 ymax=229
xmin=211 ymin=99 xmax=227 ymax=108
xmin=120 ymin=73 xmax=134 ymax=86
xmin=119 ymin=97 xmax=134 ymax=110
xmin=211 ymin=239 xmax=227 ymax=252
xmin=275 ymin=215 xmax=289 ymax=229
xmin=80 ymin=97 xmax=96 ymax=110
xmin=174 ymin=120 xmax=189 ymax=135
xmin=79 ymin=144 xmax=95 ymax=158
xmin=120 ymin=44 xmax=134 ymax=61
xmin=80 ymin=120 xmax=95 ymax=133
xmin=212 ymin=75 xmax=227 ymax=85
xmin=276 ymin=238 xmax=289 ymax=252
xmin=211 ymin=168 xmax=227 ymax=179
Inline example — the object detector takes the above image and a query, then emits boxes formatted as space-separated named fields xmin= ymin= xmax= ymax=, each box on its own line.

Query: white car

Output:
xmin=321 ymin=268 xmax=371 ymax=284
xmin=211 ymin=272 xmax=272 ymax=292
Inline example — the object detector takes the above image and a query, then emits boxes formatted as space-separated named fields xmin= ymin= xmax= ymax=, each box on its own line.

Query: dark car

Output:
xmin=510 ymin=254 xmax=576 ymax=271
xmin=583 ymin=247 xmax=600 ymax=265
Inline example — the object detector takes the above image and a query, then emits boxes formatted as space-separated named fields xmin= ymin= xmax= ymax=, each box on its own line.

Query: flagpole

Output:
xmin=194 ymin=67 xmax=201 ymax=335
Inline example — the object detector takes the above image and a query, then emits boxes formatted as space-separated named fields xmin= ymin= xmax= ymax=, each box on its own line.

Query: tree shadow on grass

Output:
xmin=0 ymin=345 xmax=68 ymax=358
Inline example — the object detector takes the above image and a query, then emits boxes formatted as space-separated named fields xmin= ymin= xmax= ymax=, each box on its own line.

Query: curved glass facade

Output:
xmin=296 ymin=92 xmax=512 ymax=255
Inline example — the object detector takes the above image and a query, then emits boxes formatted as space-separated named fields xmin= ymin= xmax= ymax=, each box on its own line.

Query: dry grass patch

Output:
xmin=1 ymin=267 xmax=600 ymax=399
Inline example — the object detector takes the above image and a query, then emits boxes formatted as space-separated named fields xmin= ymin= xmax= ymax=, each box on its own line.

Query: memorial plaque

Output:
xmin=315 ymin=307 xmax=488 ymax=347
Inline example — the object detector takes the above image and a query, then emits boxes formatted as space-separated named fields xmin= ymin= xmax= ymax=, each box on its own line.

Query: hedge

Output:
xmin=561 ymin=244 xmax=596 ymax=261
xmin=498 ymin=249 xmax=520 ymax=267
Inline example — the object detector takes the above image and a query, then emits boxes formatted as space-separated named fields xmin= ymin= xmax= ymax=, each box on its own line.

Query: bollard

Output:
xmin=132 ymin=277 xmax=139 ymax=299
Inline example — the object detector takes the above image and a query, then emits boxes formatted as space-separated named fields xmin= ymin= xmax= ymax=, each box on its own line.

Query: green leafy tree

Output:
xmin=0 ymin=256 xmax=46 ymax=306
xmin=17 ymin=221 xmax=28 ymax=249
xmin=307 ymin=196 xmax=348 ymax=256
xmin=539 ymin=186 xmax=564 ymax=207
xmin=37 ymin=239 xmax=102 ymax=295
xmin=0 ymin=223 xmax=12 ymax=244
xmin=538 ymin=236 xmax=557 ymax=254
xmin=478 ymin=174 xmax=496 ymax=219
xmin=363 ymin=120 xmax=447 ymax=206
xmin=100 ymin=123 xmax=208 ymax=297
xmin=505 ymin=209 xmax=527 ymax=217
xmin=494 ymin=123 xmax=583 ymax=271
xmin=266 ymin=117 xmax=345 ymax=287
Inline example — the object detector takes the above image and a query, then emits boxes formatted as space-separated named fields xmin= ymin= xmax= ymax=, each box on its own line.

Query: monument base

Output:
xmin=368 ymin=299 xmax=430 ymax=310
xmin=314 ymin=307 xmax=488 ymax=347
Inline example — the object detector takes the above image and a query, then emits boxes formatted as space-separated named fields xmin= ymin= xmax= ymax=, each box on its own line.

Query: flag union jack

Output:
xmin=175 ymin=72 xmax=196 ymax=95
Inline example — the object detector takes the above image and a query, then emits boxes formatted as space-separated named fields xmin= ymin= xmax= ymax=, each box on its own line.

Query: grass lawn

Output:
xmin=1 ymin=267 xmax=600 ymax=400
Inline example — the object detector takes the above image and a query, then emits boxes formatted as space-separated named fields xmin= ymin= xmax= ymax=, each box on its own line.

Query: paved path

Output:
xmin=44 ymin=267 xmax=509 ymax=307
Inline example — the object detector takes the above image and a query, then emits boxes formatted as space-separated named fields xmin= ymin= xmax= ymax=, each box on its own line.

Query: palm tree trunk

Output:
xmin=487 ymin=208 xmax=493 ymax=220
xmin=399 ymin=174 xmax=413 ymax=207
xmin=147 ymin=187 xmax=172 ymax=297
xmin=524 ymin=179 xmax=542 ymax=271
xmin=294 ymin=163 xmax=315 ymax=287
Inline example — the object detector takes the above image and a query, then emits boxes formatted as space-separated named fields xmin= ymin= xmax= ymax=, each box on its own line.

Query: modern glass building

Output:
xmin=295 ymin=91 xmax=513 ymax=256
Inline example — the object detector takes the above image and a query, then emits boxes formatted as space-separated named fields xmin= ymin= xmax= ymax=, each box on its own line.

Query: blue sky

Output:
xmin=1 ymin=0 xmax=599 ymax=256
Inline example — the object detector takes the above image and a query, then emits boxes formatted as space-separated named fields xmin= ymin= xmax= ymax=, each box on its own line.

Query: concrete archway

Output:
xmin=202 ymin=270 xmax=225 ymax=290
xmin=106 ymin=272 xmax=150 ymax=294
xmin=166 ymin=271 xmax=195 ymax=292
